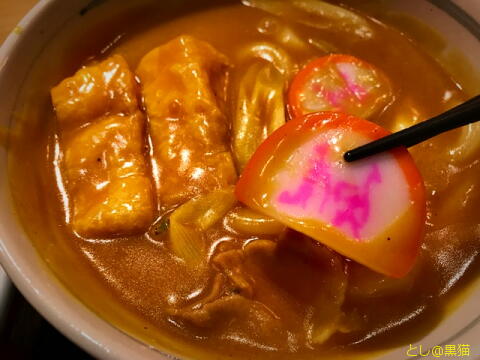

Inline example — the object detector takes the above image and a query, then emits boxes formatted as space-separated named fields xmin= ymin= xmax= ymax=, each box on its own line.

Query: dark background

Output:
xmin=0 ymin=286 xmax=93 ymax=360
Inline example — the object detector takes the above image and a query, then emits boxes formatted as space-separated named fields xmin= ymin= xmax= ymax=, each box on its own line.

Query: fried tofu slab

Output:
xmin=136 ymin=36 xmax=237 ymax=207
xmin=51 ymin=55 xmax=155 ymax=237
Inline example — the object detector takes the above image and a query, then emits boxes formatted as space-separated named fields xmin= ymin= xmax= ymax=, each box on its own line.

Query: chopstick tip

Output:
xmin=343 ymin=150 xmax=354 ymax=163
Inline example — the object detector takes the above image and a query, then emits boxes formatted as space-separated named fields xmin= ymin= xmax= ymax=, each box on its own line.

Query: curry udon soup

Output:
xmin=8 ymin=0 xmax=480 ymax=359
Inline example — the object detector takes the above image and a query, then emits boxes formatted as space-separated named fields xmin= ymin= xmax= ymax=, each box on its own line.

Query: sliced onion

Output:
xmin=233 ymin=62 xmax=286 ymax=171
xmin=242 ymin=0 xmax=374 ymax=40
xmin=169 ymin=219 xmax=205 ymax=268
xmin=169 ymin=187 xmax=237 ymax=266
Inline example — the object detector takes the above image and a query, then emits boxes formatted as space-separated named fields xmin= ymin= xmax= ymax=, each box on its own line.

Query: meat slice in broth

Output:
xmin=51 ymin=55 xmax=155 ymax=237
xmin=136 ymin=36 xmax=237 ymax=208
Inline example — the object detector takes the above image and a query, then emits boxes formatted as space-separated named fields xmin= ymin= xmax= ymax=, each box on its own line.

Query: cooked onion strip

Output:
xmin=226 ymin=207 xmax=286 ymax=236
xmin=169 ymin=187 xmax=237 ymax=266
xmin=233 ymin=62 xmax=286 ymax=171
xmin=243 ymin=0 xmax=374 ymax=39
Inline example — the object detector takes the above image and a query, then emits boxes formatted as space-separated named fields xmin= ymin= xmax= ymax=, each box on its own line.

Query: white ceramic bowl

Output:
xmin=0 ymin=1 xmax=479 ymax=359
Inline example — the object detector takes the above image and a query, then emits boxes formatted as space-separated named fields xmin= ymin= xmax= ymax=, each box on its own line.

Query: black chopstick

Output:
xmin=344 ymin=94 xmax=480 ymax=162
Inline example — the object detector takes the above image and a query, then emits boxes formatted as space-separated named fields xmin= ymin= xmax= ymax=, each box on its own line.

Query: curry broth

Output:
xmin=8 ymin=1 xmax=480 ymax=359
